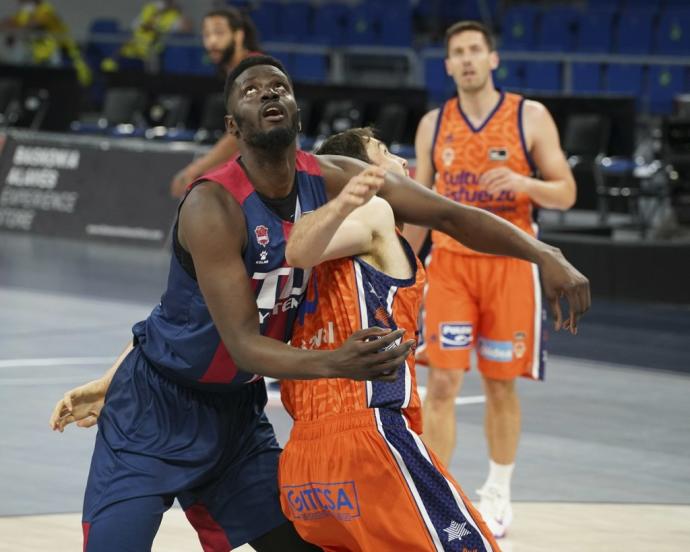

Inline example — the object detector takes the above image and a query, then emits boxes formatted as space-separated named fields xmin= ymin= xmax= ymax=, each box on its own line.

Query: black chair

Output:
xmin=149 ymin=94 xmax=191 ymax=129
xmin=195 ymin=93 xmax=227 ymax=144
xmin=317 ymin=100 xmax=363 ymax=137
xmin=562 ymin=113 xmax=612 ymax=220
xmin=101 ymin=87 xmax=148 ymax=127
xmin=374 ymin=103 xmax=408 ymax=145
xmin=0 ymin=78 xmax=23 ymax=127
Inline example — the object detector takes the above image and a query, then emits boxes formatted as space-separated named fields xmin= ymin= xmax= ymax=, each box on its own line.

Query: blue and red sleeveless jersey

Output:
xmin=133 ymin=151 xmax=327 ymax=391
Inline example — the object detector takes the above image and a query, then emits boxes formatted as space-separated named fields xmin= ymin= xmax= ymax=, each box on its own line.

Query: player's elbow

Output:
xmin=285 ymin=242 xmax=315 ymax=270
xmin=559 ymin=180 xmax=577 ymax=210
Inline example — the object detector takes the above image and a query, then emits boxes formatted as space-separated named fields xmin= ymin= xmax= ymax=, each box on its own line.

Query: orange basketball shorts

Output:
xmin=278 ymin=409 xmax=500 ymax=552
xmin=421 ymin=247 xmax=546 ymax=380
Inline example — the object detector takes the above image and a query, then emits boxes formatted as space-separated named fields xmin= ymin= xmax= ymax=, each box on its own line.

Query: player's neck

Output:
xmin=458 ymin=85 xmax=501 ymax=126
xmin=240 ymin=144 xmax=297 ymax=198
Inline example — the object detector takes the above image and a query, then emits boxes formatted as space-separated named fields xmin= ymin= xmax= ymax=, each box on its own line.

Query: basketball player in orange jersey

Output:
xmin=414 ymin=21 xmax=577 ymax=538
xmin=280 ymin=159 xmax=501 ymax=551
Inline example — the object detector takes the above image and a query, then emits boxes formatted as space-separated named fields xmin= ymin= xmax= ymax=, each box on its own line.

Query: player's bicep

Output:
xmin=414 ymin=109 xmax=439 ymax=188
xmin=529 ymin=104 xmax=574 ymax=182
xmin=317 ymin=197 xmax=393 ymax=263
xmin=318 ymin=219 xmax=373 ymax=263
xmin=178 ymin=185 xmax=259 ymax=340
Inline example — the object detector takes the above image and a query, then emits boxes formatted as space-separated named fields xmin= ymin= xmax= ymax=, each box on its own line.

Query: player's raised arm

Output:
xmin=179 ymin=181 xmax=413 ymax=381
xmin=286 ymin=166 xmax=386 ymax=268
xmin=318 ymin=154 xmax=590 ymax=333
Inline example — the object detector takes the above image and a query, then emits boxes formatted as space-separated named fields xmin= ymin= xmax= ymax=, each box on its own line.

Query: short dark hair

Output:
xmin=223 ymin=55 xmax=290 ymax=112
xmin=445 ymin=20 xmax=496 ymax=53
xmin=315 ymin=127 xmax=377 ymax=163
xmin=204 ymin=7 xmax=261 ymax=51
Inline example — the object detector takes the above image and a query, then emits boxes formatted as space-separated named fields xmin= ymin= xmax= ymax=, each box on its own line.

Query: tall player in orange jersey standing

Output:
xmin=279 ymin=161 xmax=500 ymax=551
xmin=415 ymin=21 xmax=577 ymax=538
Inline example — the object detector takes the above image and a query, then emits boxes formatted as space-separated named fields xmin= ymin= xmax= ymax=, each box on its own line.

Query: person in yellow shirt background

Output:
xmin=0 ymin=0 xmax=92 ymax=85
xmin=101 ymin=0 xmax=192 ymax=72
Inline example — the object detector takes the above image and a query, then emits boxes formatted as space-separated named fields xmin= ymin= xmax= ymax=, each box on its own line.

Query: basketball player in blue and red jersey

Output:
xmin=278 ymin=142 xmax=500 ymax=550
xmin=50 ymin=55 xmax=589 ymax=551
xmin=414 ymin=21 xmax=578 ymax=537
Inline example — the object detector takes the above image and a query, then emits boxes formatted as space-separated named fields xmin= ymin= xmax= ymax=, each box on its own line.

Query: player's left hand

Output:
xmin=49 ymin=378 xmax=108 ymax=432
xmin=479 ymin=167 xmax=529 ymax=195
xmin=538 ymin=245 xmax=590 ymax=335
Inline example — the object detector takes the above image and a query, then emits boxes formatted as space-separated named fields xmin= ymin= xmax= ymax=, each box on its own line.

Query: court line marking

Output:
xmin=0 ymin=359 xmax=487 ymax=406
xmin=0 ymin=357 xmax=115 ymax=369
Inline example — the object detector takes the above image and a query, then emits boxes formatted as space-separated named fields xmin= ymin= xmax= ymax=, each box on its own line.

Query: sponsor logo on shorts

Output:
xmin=440 ymin=323 xmax=472 ymax=349
xmin=478 ymin=338 xmax=513 ymax=362
xmin=283 ymin=481 xmax=360 ymax=521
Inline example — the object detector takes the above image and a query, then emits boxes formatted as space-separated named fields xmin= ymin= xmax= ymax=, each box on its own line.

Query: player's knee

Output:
xmin=483 ymin=377 xmax=516 ymax=403
xmin=426 ymin=368 xmax=463 ymax=402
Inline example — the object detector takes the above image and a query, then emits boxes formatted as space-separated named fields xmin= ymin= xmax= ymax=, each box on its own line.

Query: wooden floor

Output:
xmin=2 ymin=503 xmax=689 ymax=551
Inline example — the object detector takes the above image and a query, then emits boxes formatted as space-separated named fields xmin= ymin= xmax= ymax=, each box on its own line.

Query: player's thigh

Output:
xmin=180 ymin=411 xmax=287 ymax=549
xmin=477 ymin=257 xmax=543 ymax=380
xmin=280 ymin=409 xmax=460 ymax=552
xmin=84 ymin=495 xmax=173 ymax=552
xmin=423 ymin=250 xmax=478 ymax=371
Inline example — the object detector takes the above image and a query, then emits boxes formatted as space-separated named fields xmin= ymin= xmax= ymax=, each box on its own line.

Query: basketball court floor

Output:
xmin=1 ymin=233 xmax=689 ymax=551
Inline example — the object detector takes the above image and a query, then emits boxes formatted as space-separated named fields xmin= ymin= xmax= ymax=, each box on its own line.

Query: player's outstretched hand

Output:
xmin=49 ymin=378 xmax=108 ymax=432
xmin=330 ymin=327 xmax=414 ymax=382
xmin=333 ymin=167 xmax=385 ymax=217
xmin=538 ymin=245 xmax=591 ymax=334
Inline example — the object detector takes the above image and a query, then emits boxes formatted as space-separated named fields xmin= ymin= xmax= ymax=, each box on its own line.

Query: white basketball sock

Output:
xmin=484 ymin=459 xmax=514 ymax=496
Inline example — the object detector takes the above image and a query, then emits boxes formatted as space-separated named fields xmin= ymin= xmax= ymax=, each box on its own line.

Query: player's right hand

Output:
xmin=333 ymin=167 xmax=386 ymax=217
xmin=49 ymin=378 xmax=108 ymax=432
xmin=330 ymin=327 xmax=414 ymax=381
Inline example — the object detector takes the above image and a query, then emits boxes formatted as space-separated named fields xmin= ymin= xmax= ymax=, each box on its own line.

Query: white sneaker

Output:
xmin=476 ymin=484 xmax=513 ymax=539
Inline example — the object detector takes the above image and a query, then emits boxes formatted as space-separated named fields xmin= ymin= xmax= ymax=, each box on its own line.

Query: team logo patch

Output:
xmin=514 ymin=331 xmax=527 ymax=359
xmin=488 ymin=148 xmax=509 ymax=161
xmin=442 ymin=147 xmax=455 ymax=167
xmin=478 ymin=338 xmax=513 ymax=362
xmin=254 ymin=225 xmax=270 ymax=246
xmin=283 ymin=481 xmax=361 ymax=521
xmin=440 ymin=323 xmax=472 ymax=349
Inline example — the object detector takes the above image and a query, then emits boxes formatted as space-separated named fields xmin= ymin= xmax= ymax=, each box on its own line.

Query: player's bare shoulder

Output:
xmin=417 ymin=108 xmax=441 ymax=137
xmin=522 ymin=99 xmax=557 ymax=147
xmin=179 ymin=180 xmax=246 ymax=250
xmin=523 ymin=99 xmax=549 ymax=122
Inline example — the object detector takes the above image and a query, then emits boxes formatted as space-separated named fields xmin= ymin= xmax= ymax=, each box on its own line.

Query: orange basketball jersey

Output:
xmin=282 ymin=242 xmax=425 ymax=433
xmin=432 ymin=91 xmax=536 ymax=255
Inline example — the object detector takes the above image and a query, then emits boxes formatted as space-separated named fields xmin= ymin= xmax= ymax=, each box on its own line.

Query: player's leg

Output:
xmin=422 ymin=248 xmax=477 ymax=465
xmin=475 ymin=256 xmax=544 ymax=537
xmin=249 ymin=521 xmax=321 ymax=552
xmin=82 ymin=346 xmax=241 ymax=551
xmin=83 ymin=495 xmax=173 ymax=552
xmin=181 ymin=383 xmax=318 ymax=551
xmin=423 ymin=365 xmax=465 ymax=464
xmin=278 ymin=410 xmax=438 ymax=551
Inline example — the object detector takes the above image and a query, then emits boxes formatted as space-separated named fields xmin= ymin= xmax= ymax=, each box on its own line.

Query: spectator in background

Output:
xmin=169 ymin=7 xmax=261 ymax=197
xmin=101 ymin=0 xmax=192 ymax=72
xmin=0 ymin=0 xmax=92 ymax=85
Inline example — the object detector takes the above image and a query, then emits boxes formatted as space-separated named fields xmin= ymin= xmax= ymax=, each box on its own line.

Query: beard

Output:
xmin=218 ymin=41 xmax=236 ymax=69
xmin=236 ymin=111 xmax=300 ymax=153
